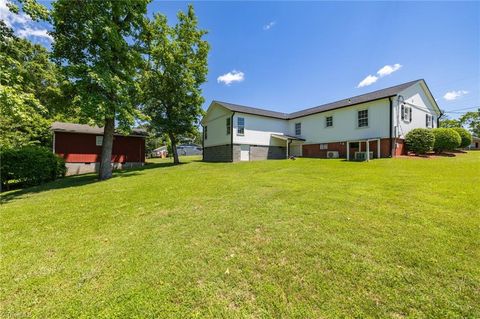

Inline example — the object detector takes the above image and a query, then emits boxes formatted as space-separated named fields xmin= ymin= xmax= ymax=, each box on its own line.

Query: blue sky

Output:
xmin=4 ymin=1 xmax=479 ymax=118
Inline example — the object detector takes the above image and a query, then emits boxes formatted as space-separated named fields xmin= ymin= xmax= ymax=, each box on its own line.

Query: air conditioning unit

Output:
xmin=326 ymin=151 xmax=339 ymax=159
xmin=354 ymin=151 xmax=374 ymax=161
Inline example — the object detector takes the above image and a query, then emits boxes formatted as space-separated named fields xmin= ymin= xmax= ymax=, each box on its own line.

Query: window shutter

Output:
xmin=426 ymin=114 xmax=428 ymax=127
xmin=409 ymin=108 xmax=412 ymax=122
xmin=401 ymin=105 xmax=405 ymax=120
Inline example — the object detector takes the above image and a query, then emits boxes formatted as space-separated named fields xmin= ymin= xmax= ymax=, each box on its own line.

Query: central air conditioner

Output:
xmin=326 ymin=151 xmax=339 ymax=159
xmin=354 ymin=151 xmax=374 ymax=161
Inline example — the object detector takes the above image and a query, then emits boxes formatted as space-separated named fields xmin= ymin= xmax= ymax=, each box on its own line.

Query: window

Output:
xmin=96 ymin=136 xmax=103 ymax=146
xmin=295 ymin=122 xmax=301 ymax=135
xmin=426 ymin=114 xmax=433 ymax=128
xmin=326 ymin=116 xmax=333 ymax=127
xmin=319 ymin=143 xmax=328 ymax=150
xmin=358 ymin=109 xmax=368 ymax=127
xmin=401 ymin=104 xmax=412 ymax=123
xmin=237 ymin=117 xmax=245 ymax=135
xmin=226 ymin=118 xmax=231 ymax=135
xmin=204 ymin=126 xmax=208 ymax=140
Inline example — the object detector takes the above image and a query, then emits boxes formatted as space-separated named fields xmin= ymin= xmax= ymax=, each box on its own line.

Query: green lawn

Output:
xmin=1 ymin=153 xmax=479 ymax=318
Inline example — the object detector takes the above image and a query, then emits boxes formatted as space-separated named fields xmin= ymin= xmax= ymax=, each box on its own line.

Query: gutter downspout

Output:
xmin=287 ymin=139 xmax=292 ymax=159
xmin=201 ymin=124 xmax=204 ymax=162
xmin=230 ymin=112 xmax=235 ymax=162
xmin=389 ymin=97 xmax=393 ymax=157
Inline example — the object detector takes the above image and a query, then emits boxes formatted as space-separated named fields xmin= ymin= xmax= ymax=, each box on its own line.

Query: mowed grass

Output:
xmin=1 ymin=153 xmax=479 ymax=318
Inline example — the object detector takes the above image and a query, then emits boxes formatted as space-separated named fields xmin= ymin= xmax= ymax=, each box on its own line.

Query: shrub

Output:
xmin=1 ymin=146 xmax=66 ymax=189
xmin=405 ymin=128 xmax=435 ymax=155
xmin=452 ymin=127 xmax=472 ymax=148
xmin=432 ymin=128 xmax=461 ymax=153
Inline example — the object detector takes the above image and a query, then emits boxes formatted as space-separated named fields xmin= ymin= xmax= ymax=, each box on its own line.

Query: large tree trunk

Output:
xmin=168 ymin=132 xmax=180 ymax=164
xmin=99 ymin=118 xmax=115 ymax=180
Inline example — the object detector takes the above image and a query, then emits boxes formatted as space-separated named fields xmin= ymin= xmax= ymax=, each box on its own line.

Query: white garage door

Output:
xmin=240 ymin=144 xmax=250 ymax=161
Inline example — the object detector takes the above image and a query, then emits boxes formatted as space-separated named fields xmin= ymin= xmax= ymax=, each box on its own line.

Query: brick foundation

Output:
xmin=302 ymin=138 xmax=406 ymax=159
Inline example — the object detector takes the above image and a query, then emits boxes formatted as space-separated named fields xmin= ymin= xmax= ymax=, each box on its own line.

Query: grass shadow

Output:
xmin=1 ymin=161 xmax=183 ymax=204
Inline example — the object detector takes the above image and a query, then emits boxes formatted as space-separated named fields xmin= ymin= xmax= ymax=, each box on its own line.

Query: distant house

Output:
xmin=467 ymin=136 xmax=480 ymax=150
xmin=176 ymin=143 xmax=202 ymax=156
xmin=201 ymin=79 xmax=441 ymax=162
xmin=52 ymin=122 xmax=146 ymax=175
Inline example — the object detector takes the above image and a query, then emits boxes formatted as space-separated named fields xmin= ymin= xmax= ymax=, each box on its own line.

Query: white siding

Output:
xmin=233 ymin=113 xmax=288 ymax=146
xmin=203 ymin=104 xmax=232 ymax=147
xmin=287 ymin=99 xmax=391 ymax=143
xmin=394 ymin=82 xmax=441 ymax=138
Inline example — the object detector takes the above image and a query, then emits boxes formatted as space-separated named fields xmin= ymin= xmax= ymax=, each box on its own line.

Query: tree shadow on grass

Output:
xmin=0 ymin=161 xmax=182 ymax=204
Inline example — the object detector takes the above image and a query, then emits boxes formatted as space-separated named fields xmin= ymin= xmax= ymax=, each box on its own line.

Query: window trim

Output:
xmin=325 ymin=116 xmax=333 ymax=128
xmin=401 ymin=104 xmax=412 ymax=123
xmin=96 ymin=136 xmax=103 ymax=146
xmin=295 ymin=122 xmax=301 ymax=136
xmin=426 ymin=114 xmax=433 ymax=128
xmin=357 ymin=109 xmax=369 ymax=128
xmin=237 ymin=117 xmax=245 ymax=136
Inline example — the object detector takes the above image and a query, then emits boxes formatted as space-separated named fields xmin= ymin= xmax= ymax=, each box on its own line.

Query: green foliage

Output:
xmin=0 ymin=20 xmax=74 ymax=148
xmin=51 ymin=0 xmax=149 ymax=130
xmin=141 ymin=5 xmax=209 ymax=163
xmin=1 ymin=146 xmax=66 ymax=188
xmin=459 ymin=109 xmax=480 ymax=136
xmin=451 ymin=127 xmax=472 ymax=148
xmin=439 ymin=118 xmax=461 ymax=128
xmin=405 ymin=128 xmax=435 ymax=154
xmin=432 ymin=128 xmax=461 ymax=153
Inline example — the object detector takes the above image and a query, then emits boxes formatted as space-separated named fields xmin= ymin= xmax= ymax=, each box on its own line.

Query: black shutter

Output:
xmin=409 ymin=108 xmax=412 ymax=122
xmin=401 ymin=105 xmax=404 ymax=120
xmin=426 ymin=114 xmax=428 ymax=127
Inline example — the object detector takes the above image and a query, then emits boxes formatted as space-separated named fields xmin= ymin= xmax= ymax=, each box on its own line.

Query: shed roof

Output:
xmin=212 ymin=79 xmax=425 ymax=120
xmin=51 ymin=122 xmax=147 ymax=137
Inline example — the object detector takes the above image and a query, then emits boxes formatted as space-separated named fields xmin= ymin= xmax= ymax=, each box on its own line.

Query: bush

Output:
xmin=405 ymin=128 xmax=435 ymax=155
xmin=452 ymin=127 xmax=472 ymax=148
xmin=432 ymin=128 xmax=461 ymax=153
xmin=1 ymin=146 xmax=66 ymax=189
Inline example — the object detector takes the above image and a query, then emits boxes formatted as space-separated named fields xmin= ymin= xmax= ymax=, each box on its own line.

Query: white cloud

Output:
xmin=443 ymin=90 xmax=468 ymax=101
xmin=377 ymin=63 xmax=402 ymax=77
xmin=217 ymin=70 xmax=245 ymax=85
xmin=0 ymin=0 xmax=52 ymax=42
xmin=263 ymin=21 xmax=276 ymax=31
xmin=357 ymin=63 xmax=402 ymax=88
xmin=357 ymin=75 xmax=379 ymax=88
xmin=0 ymin=0 xmax=30 ymax=27
xmin=16 ymin=26 xmax=53 ymax=41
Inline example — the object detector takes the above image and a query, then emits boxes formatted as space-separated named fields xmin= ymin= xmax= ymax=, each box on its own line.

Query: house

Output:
xmin=467 ymin=136 xmax=480 ymax=150
xmin=201 ymin=79 xmax=441 ymax=162
xmin=176 ymin=143 xmax=203 ymax=156
xmin=52 ymin=122 xmax=146 ymax=175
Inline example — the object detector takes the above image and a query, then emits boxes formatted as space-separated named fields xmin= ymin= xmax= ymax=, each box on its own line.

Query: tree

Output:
xmin=0 ymin=20 xmax=70 ymax=149
xmin=439 ymin=117 xmax=461 ymax=128
xmin=460 ymin=109 xmax=480 ymax=136
xmin=51 ymin=0 xmax=149 ymax=180
xmin=141 ymin=5 xmax=209 ymax=164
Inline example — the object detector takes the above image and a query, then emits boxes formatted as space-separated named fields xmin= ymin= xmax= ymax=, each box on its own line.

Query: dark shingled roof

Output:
xmin=213 ymin=79 xmax=423 ymax=120
xmin=51 ymin=122 xmax=147 ymax=136
xmin=213 ymin=101 xmax=289 ymax=119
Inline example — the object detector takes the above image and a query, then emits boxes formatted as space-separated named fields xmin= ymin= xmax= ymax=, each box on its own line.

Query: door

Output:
xmin=240 ymin=144 xmax=250 ymax=161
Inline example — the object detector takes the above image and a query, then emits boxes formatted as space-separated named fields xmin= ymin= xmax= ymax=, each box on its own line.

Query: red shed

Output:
xmin=52 ymin=122 xmax=146 ymax=175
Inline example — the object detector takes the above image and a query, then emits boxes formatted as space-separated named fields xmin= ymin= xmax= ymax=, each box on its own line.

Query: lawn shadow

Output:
xmin=1 ymin=161 xmax=181 ymax=204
